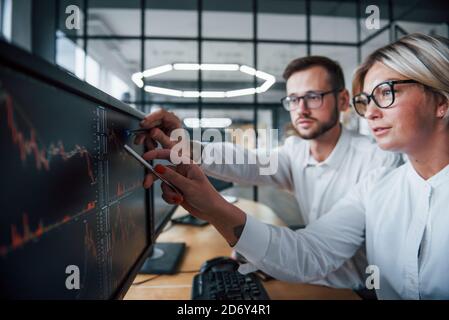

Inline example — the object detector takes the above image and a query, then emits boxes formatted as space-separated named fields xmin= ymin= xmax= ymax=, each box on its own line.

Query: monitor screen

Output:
xmin=208 ymin=176 xmax=233 ymax=192
xmin=152 ymin=160 xmax=177 ymax=237
xmin=0 ymin=41 xmax=152 ymax=299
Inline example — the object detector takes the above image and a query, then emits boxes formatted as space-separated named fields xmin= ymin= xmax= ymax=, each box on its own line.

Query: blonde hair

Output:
xmin=352 ymin=33 xmax=449 ymax=121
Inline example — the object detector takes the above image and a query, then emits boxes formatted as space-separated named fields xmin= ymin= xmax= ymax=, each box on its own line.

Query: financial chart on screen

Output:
xmin=0 ymin=63 xmax=150 ymax=299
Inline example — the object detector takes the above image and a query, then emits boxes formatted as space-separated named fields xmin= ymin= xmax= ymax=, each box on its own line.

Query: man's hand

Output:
xmin=136 ymin=108 xmax=190 ymax=189
xmin=134 ymin=108 xmax=182 ymax=150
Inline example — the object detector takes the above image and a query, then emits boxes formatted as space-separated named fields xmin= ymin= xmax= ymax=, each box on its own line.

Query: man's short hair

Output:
xmin=282 ymin=56 xmax=345 ymax=90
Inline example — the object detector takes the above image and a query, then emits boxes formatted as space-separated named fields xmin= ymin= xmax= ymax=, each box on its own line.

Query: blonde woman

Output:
xmin=143 ymin=33 xmax=449 ymax=299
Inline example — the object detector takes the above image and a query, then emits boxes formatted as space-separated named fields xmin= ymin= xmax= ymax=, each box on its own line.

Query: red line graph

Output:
xmin=86 ymin=201 xmax=95 ymax=211
xmin=117 ymin=182 xmax=125 ymax=197
xmin=10 ymin=213 xmax=44 ymax=249
xmin=0 ymin=201 xmax=97 ymax=257
xmin=108 ymin=128 xmax=129 ymax=160
xmin=108 ymin=127 xmax=143 ymax=197
xmin=4 ymin=94 xmax=96 ymax=184
xmin=84 ymin=222 xmax=97 ymax=259
xmin=111 ymin=203 xmax=138 ymax=248
xmin=110 ymin=202 xmax=140 ymax=289
xmin=115 ymin=180 xmax=142 ymax=198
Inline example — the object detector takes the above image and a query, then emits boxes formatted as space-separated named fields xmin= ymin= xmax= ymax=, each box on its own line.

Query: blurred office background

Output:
xmin=1 ymin=0 xmax=447 ymax=226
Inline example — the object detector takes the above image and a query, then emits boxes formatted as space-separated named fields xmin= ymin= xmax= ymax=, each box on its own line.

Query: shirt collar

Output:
xmin=407 ymin=161 xmax=449 ymax=188
xmin=303 ymin=126 xmax=350 ymax=169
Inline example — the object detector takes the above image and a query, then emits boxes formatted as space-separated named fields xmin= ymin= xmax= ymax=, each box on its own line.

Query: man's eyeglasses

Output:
xmin=281 ymin=89 xmax=342 ymax=111
xmin=352 ymin=79 xmax=418 ymax=117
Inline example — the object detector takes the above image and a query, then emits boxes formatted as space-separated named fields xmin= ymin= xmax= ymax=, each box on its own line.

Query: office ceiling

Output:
xmin=87 ymin=0 xmax=449 ymax=22
xmin=78 ymin=0 xmax=447 ymax=102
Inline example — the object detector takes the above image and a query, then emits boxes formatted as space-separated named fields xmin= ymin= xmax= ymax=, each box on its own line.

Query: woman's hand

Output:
xmin=151 ymin=152 xmax=225 ymax=221
xmin=145 ymin=149 xmax=247 ymax=246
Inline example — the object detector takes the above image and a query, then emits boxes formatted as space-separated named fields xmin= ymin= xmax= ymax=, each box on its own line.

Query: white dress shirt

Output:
xmin=235 ymin=162 xmax=449 ymax=299
xmin=200 ymin=127 xmax=402 ymax=289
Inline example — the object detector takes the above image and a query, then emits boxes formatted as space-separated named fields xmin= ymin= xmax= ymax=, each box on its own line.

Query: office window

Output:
xmin=311 ymin=0 xmax=357 ymax=43
xmin=56 ymin=36 xmax=85 ymax=80
xmin=257 ymin=0 xmax=306 ymax=41
xmin=56 ymin=0 xmax=84 ymax=78
xmin=1 ymin=0 xmax=12 ymax=42
xmin=143 ymin=105 xmax=199 ymax=128
xmin=87 ymin=39 xmax=140 ymax=101
xmin=168 ymin=106 xmax=199 ymax=123
xmin=394 ymin=0 xmax=449 ymax=36
xmin=311 ymin=45 xmax=358 ymax=131
xmin=57 ymin=0 xmax=84 ymax=38
xmin=203 ymin=0 xmax=253 ymax=39
xmin=359 ymin=0 xmax=390 ymax=42
xmin=0 ymin=0 xmax=31 ymax=50
xmin=257 ymin=44 xmax=307 ymax=82
xmin=311 ymin=45 xmax=357 ymax=91
xmin=201 ymin=107 xmax=254 ymax=149
xmin=255 ymin=106 xmax=303 ymax=225
xmin=145 ymin=40 xmax=198 ymax=103
xmin=202 ymin=106 xmax=256 ymax=201
xmin=88 ymin=0 xmax=141 ymax=36
xmin=391 ymin=0 xmax=449 ymax=39
xmin=395 ymin=22 xmax=448 ymax=39
xmin=201 ymin=108 xmax=255 ymax=143
xmin=359 ymin=28 xmax=390 ymax=136
xmin=275 ymin=106 xmax=295 ymax=142
xmin=257 ymin=43 xmax=306 ymax=103
xmin=256 ymin=108 xmax=275 ymax=149
xmin=202 ymin=41 xmax=254 ymax=103
xmin=0 ymin=0 xmax=4 ymax=37
xmin=361 ymin=27 xmax=389 ymax=60
xmin=48 ymin=0 xmax=449 ymax=206
xmin=202 ymin=41 xmax=253 ymax=65
xmin=145 ymin=0 xmax=198 ymax=37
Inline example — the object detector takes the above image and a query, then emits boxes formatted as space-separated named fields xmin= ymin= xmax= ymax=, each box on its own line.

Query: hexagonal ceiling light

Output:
xmin=131 ymin=63 xmax=276 ymax=98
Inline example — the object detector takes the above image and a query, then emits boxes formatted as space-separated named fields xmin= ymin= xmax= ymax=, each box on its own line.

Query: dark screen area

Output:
xmin=0 ymin=61 xmax=150 ymax=299
xmin=152 ymin=159 xmax=177 ymax=235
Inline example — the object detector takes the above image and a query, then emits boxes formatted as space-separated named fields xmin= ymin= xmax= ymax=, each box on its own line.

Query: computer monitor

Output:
xmin=208 ymin=176 xmax=233 ymax=192
xmin=0 ymin=40 xmax=153 ymax=299
xmin=138 ymin=173 xmax=185 ymax=275
xmin=153 ymin=172 xmax=178 ymax=237
xmin=208 ymin=177 xmax=237 ymax=203
xmin=137 ymin=159 xmax=236 ymax=275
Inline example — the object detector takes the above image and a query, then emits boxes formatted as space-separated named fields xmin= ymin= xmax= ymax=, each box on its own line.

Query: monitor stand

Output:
xmin=139 ymin=242 xmax=186 ymax=274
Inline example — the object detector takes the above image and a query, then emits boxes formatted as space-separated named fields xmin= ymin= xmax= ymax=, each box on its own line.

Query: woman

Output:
xmin=145 ymin=33 xmax=449 ymax=299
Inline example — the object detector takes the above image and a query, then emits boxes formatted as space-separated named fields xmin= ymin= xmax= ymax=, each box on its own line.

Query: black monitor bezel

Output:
xmin=0 ymin=39 xmax=153 ymax=300
xmin=153 ymin=193 xmax=178 ymax=240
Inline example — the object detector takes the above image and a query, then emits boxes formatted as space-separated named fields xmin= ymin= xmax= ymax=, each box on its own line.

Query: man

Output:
xmin=136 ymin=56 xmax=402 ymax=290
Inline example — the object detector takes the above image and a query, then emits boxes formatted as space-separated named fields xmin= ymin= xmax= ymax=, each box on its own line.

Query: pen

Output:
xmin=126 ymin=128 xmax=151 ymax=135
xmin=123 ymin=144 xmax=182 ymax=196
xmin=126 ymin=119 xmax=162 ymax=136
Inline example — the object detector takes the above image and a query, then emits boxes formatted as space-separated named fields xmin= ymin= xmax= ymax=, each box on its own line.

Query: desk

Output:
xmin=124 ymin=198 xmax=360 ymax=300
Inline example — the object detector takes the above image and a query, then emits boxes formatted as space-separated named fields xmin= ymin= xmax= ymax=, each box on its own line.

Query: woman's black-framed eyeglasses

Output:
xmin=281 ymin=88 xmax=343 ymax=111
xmin=352 ymin=79 xmax=418 ymax=117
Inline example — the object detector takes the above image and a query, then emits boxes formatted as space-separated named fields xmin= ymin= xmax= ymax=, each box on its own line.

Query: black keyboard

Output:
xmin=191 ymin=270 xmax=270 ymax=300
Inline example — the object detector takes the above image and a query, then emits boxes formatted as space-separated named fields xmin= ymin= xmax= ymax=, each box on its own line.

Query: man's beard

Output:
xmin=295 ymin=103 xmax=339 ymax=140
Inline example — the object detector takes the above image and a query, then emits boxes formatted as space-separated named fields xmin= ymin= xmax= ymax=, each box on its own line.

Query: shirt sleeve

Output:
xmin=197 ymin=138 xmax=294 ymax=190
xmin=234 ymin=180 xmax=367 ymax=283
